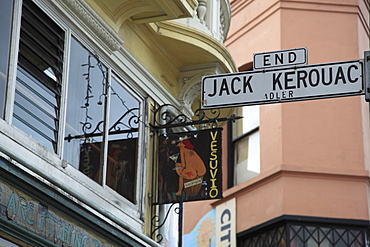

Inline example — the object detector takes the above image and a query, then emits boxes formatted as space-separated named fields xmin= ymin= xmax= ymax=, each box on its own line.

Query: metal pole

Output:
xmin=178 ymin=202 xmax=183 ymax=247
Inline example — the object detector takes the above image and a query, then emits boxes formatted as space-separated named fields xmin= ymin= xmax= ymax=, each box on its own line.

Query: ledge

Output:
xmin=148 ymin=20 xmax=238 ymax=74
xmin=87 ymin=0 xmax=197 ymax=27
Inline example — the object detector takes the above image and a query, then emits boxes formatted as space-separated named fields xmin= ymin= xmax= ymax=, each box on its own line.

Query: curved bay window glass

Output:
xmin=106 ymin=78 xmax=139 ymax=203
xmin=63 ymin=37 xmax=140 ymax=202
xmin=13 ymin=0 xmax=64 ymax=152
xmin=63 ymin=37 xmax=105 ymax=184
xmin=0 ymin=0 xmax=13 ymax=119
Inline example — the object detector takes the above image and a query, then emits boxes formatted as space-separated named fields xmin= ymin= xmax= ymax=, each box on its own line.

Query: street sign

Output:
xmin=201 ymin=60 xmax=363 ymax=109
xmin=253 ymin=47 xmax=307 ymax=70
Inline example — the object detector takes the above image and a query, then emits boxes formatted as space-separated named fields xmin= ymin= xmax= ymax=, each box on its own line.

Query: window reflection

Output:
xmin=64 ymin=37 xmax=105 ymax=184
xmin=64 ymin=38 xmax=140 ymax=203
xmin=106 ymin=139 xmax=137 ymax=202
xmin=106 ymin=78 xmax=139 ymax=202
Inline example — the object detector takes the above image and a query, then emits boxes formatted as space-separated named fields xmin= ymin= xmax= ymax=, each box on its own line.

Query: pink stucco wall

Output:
xmin=184 ymin=0 xmax=370 ymax=235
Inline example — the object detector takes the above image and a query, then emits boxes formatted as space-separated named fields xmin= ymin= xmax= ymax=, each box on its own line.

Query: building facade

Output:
xmin=0 ymin=0 xmax=236 ymax=246
xmin=184 ymin=0 xmax=370 ymax=246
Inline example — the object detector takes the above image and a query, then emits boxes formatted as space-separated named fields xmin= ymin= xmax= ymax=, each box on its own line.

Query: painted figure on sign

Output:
xmin=173 ymin=139 xmax=206 ymax=196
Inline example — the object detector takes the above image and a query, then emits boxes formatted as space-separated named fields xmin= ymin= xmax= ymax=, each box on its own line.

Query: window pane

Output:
xmin=0 ymin=0 xmax=13 ymax=118
xmin=106 ymin=78 xmax=139 ymax=202
xmin=13 ymin=67 xmax=59 ymax=151
xmin=232 ymin=105 xmax=260 ymax=186
xmin=13 ymin=0 xmax=64 ymax=152
xmin=233 ymin=105 xmax=259 ymax=138
xmin=235 ymin=131 xmax=260 ymax=185
xmin=106 ymin=138 xmax=137 ymax=202
xmin=63 ymin=38 xmax=106 ymax=184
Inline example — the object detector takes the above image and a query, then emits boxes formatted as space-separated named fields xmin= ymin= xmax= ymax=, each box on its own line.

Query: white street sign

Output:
xmin=254 ymin=47 xmax=307 ymax=70
xmin=202 ymin=60 xmax=363 ymax=109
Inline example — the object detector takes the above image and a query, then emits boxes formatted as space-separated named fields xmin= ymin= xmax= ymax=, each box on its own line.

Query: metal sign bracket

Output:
xmin=149 ymin=104 xmax=242 ymax=135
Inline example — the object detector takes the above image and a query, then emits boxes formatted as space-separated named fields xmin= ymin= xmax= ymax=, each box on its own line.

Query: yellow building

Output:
xmin=184 ymin=0 xmax=370 ymax=246
xmin=0 ymin=0 xmax=236 ymax=245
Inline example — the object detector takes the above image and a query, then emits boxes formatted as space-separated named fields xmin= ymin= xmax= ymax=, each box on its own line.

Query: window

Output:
xmin=0 ymin=0 xmax=144 ymax=206
xmin=63 ymin=38 xmax=140 ymax=203
xmin=106 ymin=78 xmax=139 ymax=202
xmin=229 ymin=105 xmax=260 ymax=187
xmin=63 ymin=38 xmax=106 ymax=183
xmin=0 ymin=0 xmax=14 ymax=119
xmin=13 ymin=0 xmax=64 ymax=152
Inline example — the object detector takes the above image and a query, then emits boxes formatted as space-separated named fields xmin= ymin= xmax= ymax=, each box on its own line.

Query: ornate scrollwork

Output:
xmin=150 ymin=104 xmax=242 ymax=131
xmin=151 ymin=203 xmax=182 ymax=243
xmin=108 ymin=108 xmax=140 ymax=139
xmin=65 ymin=108 xmax=140 ymax=142
xmin=65 ymin=53 xmax=141 ymax=142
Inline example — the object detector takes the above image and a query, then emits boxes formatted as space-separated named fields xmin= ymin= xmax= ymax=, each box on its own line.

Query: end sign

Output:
xmin=254 ymin=47 xmax=307 ymax=70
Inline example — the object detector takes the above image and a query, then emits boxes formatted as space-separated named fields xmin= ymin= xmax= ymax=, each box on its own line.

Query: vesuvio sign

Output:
xmin=202 ymin=60 xmax=363 ymax=108
xmin=157 ymin=129 xmax=223 ymax=204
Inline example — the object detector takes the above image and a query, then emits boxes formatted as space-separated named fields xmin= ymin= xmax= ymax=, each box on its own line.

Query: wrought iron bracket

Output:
xmin=150 ymin=104 xmax=242 ymax=132
xmin=151 ymin=202 xmax=183 ymax=244
xmin=64 ymin=107 xmax=140 ymax=142
xmin=149 ymin=104 xmax=242 ymax=244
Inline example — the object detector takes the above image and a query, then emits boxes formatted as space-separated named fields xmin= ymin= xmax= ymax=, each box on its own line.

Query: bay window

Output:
xmin=63 ymin=38 xmax=106 ymax=183
xmin=63 ymin=38 xmax=140 ymax=202
xmin=0 ymin=0 xmax=144 ymax=205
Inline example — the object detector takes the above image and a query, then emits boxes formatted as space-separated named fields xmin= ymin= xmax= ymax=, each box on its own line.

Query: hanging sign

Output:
xmin=157 ymin=129 xmax=223 ymax=204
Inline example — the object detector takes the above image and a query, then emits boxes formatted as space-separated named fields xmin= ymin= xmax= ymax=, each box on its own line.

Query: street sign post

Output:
xmin=364 ymin=50 xmax=370 ymax=101
xmin=202 ymin=59 xmax=363 ymax=109
xmin=253 ymin=47 xmax=307 ymax=70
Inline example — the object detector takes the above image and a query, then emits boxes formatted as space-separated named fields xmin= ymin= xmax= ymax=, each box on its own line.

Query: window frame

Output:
xmin=13 ymin=0 xmax=65 ymax=152
xmin=228 ymin=115 xmax=260 ymax=188
xmin=0 ymin=0 xmax=148 ymax=226
xmin=227 ymin=63 xmax=261 ymax=188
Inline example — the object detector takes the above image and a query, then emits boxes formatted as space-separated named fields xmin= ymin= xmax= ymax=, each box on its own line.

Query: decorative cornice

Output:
xmin=58 ymin=0 xmax=124 ymax=52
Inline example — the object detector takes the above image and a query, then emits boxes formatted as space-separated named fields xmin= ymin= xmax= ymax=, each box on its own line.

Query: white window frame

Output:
xmin=0 ymin=0 xmax=148 ymax=231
